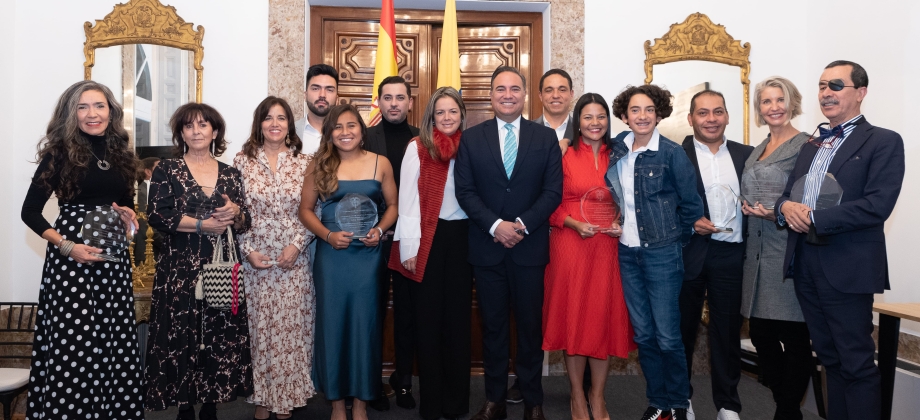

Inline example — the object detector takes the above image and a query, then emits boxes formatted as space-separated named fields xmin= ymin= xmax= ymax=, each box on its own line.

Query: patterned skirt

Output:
xmin=26 ymin=203 xmax=144 ymax=419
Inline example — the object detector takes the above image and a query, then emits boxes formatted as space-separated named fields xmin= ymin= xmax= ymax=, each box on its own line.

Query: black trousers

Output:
xmin=793 ymin=239 xmax=879 ymax=420
xmin=407 ymin=219 xmax=472 ymax=420
xmin=748 ymin=317 xmax=814 ymax=420
xmin=381 ymin=238 xmax=416 ymax=388
xmin=679 ymin=240 xmax=744 ymax=412
xmin=475 ymin=256 xmax=545 ymax=407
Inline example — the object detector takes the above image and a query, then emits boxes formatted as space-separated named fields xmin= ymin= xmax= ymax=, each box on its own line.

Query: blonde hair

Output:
xmin=753 ymin=76 xmax=802 ymax=127
xmin=418 ymin=87 xmax=466 ymax=160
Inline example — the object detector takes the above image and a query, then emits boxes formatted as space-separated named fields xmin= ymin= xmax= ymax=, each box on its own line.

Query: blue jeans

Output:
xmin=619 ymin=242 xmax=690 ymax=410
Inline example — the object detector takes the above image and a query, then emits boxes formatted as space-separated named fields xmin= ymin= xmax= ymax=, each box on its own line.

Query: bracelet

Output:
xmin=374 ymin=227 xmax=384 ymax=238
xmin=59 ymin=240 xmax=75 ymax=258
xmin=326 ymin=231 xmax=333 ymax=242
xmin=196 ymin=219 xmax=203 ymax=235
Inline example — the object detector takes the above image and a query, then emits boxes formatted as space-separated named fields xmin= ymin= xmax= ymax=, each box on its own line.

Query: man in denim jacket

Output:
xmin=606 ymin=85 xmax=703 ymax=420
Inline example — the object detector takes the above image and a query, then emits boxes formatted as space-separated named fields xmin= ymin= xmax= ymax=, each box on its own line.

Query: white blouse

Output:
xmin=393 ymin=140 xmax=467 ymax=262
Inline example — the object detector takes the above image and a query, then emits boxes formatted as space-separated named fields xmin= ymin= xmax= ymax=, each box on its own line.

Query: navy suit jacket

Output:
xmin=454 ymin=117 xmax=563 ymax=267
xmin=775 ymin=117 xmax=904 ymax=294
xmin=681 ymin=136 xmax=754 ymax=280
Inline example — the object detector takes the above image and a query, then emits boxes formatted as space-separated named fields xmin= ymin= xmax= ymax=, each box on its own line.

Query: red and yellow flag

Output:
xmin=436 ymin=0 xmax=461 ymax=92
xmin=368 ymin=0 xmax=398 ymax=126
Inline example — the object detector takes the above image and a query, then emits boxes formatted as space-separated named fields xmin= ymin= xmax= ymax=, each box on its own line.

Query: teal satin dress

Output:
xmin=312 ymin=179 xmax=384 ymax=401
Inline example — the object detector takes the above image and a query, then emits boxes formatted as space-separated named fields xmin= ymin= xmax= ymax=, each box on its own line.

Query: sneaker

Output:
xmin=686 ymin=400 xmax=695 ymax=420
xmin=716 ymin=408 xmax=740 ymax=420
xmin=671 ymin=408 xmax=688 ymax=420
xmin=640 ymin=406 xmax=670 ymax=420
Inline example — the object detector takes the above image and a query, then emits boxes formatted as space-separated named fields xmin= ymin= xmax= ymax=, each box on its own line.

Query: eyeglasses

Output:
xmin=820 ymin=79 xmax=857 ymax=92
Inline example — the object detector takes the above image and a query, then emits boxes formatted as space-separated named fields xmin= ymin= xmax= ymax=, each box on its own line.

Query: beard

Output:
xmin=307 ymin=100 xmax=330 ymax=117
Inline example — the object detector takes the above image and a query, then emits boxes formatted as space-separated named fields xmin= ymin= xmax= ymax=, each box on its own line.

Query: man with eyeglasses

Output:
xmin=776 ymin=60 xmax=904 ymax=420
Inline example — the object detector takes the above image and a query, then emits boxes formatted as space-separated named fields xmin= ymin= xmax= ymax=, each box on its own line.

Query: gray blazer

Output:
xmin=533 ymin=114 xmax=574 ymax=142
xmin=740 ymin=131 xmax=809 ymax=321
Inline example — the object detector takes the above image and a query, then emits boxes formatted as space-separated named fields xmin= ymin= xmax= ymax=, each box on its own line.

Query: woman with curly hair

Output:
xmin=298 ymin=104 xmax=397 ymax=420
xmin=607 ymin=85 xmax=703 ymax=420
xmin=20 ymin=80 xmax=143 ymax=419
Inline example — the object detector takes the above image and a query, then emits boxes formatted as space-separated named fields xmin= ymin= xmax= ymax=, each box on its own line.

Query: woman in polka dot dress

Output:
xmin=20 ymin=80 xmax=144 ymax=419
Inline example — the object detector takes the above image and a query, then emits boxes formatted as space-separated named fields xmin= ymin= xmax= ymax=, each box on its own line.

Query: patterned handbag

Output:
xmin=196 ymin=227 xmax=246 ymax=314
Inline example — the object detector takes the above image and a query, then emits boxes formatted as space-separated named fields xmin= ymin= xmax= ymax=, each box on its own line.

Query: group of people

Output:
xmin=20 ymin=58 xmax=902 ymax=420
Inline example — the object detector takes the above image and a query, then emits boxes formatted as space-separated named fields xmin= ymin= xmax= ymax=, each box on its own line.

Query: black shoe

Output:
xmin=505 ymin=379 xmax=523 ymax=404
xmin=671 ymin=408 xmax=688 ymax=420
xmin=368 ymin=387 xmax=391 ymax=411
xmin=639 ymin=406 xmax=670 ymax=420
xmin=198 ymin=403 xmax=218 ymax=420
xmin=388 ymin=373 xmax=416 ymax=409
xmin=176 ymin=405 xmax=196 ymax=420
xmin=471 ymin=401 xmax=508 ymax=420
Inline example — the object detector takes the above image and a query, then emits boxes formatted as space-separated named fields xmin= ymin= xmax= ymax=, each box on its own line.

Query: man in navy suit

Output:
xmin=455 ymin=66 xmax=562 ymax=420
xmin=776 ymin=60 xmax=904 ymax=420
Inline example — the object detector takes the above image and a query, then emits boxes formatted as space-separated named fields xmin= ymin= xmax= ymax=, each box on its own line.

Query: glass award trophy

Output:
xmin=580 ymin=186 xmax=621 ymax=232
xmin=184 ymin=188 xmax=226 ymax=220
xmin=81 ymin=205 xmax=132 ymax=262
xmin=740 ymin=165 xmax=788 ymax=210
xmin=334 ymin=193 xmax=379 ymax=239
xmin=706 ymin=184 xmax=739 ymax=232
xmin=789 ymin=172 xmax=843 ymax=245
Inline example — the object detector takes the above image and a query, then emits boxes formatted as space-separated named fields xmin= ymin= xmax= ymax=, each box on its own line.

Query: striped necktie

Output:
xmin=502 ymin=122 xmax=517 ymax=177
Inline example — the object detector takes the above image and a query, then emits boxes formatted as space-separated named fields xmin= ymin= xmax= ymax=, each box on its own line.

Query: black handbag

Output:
xmin=195 ymin=227 xmax=246 ymax=314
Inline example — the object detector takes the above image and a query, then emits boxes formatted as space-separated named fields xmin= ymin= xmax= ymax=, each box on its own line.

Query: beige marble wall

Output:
xmin=268 ymin=0 xmax=305 ymax=119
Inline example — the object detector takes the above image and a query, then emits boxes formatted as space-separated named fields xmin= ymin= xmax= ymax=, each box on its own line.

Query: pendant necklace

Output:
xmin=91 ymin=147 xmax=111 ymax=170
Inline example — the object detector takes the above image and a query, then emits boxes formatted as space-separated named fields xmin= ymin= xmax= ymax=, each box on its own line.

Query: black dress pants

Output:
xmin=748 ymin=317 xmax=813 ymax=420
xmin=679 ymin=240 xmax=744 ymax=412
xmin=381 ymin=238 xmax=416 ymax=388
xmin=407 ymin=219 xmax=472 ymax=420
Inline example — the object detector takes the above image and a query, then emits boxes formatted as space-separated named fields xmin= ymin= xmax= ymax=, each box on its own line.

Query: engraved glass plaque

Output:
xmin=706 ymin=184 xmax=739 ymax=232
xmin=789 ymin=172 xmax=843 ymax=245
xmin=184 ymin=188 xmax=225 ymax=219
xmin=81 ymin=205 xmax=131 ymax=262
xmin=580 ymin=186 xmax=621 ymax=232
xmin=741 ymin=165 xmax=787 ymax=210
xmin=334 ymin=193 xmax=379 ymax=239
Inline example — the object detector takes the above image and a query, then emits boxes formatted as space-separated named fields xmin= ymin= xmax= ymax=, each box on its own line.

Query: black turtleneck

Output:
xmin=380 ymin=118 xmax=415 ymax=187
xmin=21 ymin=132 xmax=133 ymax=235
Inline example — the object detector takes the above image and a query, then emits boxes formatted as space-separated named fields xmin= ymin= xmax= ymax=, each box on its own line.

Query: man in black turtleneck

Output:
xmin=364 ymin=75 xmax=420 ymax=412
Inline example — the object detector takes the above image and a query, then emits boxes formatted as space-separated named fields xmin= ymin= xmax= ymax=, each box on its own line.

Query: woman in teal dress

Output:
xmin=298 ymin=104 xmax=398 ymax=420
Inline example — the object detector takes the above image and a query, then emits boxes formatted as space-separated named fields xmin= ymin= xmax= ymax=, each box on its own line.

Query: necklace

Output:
xmin=90 ymin=147 xmax=111 ymax=170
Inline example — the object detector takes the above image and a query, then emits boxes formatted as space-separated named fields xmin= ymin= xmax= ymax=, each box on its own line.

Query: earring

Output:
xmin=210 ymin=141 xmax=216 ymax=156
xmin=285 ymin=134 xmax=291 ymax=147
xmin=183 ymin=143 xmax=188 ymax=154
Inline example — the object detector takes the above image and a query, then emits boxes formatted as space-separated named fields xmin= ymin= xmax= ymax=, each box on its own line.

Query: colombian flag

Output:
xmin=368 ymin=0 xmax=398 ymax=126
xmin=436 ymin=0 xmax=461 ymax=92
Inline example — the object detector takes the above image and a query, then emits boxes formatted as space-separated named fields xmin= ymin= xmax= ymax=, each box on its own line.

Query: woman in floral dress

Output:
xmin=234 ymin=96 xmax=316 ymax=419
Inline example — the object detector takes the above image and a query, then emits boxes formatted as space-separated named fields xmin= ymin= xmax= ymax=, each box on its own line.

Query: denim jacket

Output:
xmin=605 ymin=131 xmax=703 ymax=248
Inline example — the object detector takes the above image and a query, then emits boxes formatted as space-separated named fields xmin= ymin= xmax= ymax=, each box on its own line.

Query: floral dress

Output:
xmin=144 ymin=158 xmax=253 ymax=410
xmin=233 ymin=149 xmax=316 ymax=414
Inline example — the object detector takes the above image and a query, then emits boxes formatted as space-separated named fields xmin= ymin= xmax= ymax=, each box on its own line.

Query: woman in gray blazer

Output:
xmin=740 ymin=76 xmax=813 ymax=420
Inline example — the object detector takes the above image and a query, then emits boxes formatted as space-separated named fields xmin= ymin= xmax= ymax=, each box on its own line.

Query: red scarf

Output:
xmin=388 ymin=129 xmax=462 ymax=282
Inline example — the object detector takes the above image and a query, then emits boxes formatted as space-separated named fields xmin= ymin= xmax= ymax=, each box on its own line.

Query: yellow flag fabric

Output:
xmin=368 ymin=0 xmax=398 ymax=126
xmin=436 ymin=0 xmax=461 ymax=91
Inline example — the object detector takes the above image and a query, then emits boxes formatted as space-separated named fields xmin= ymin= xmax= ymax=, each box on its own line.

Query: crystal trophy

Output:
xmin=706 ymin=184 xmax=739 ymax=232
xmin=790 ymin=172 xmax=844 ymax=245
xmin=80 ymin=205 xmax=132 ymax=262
xmin=580 ymin=186 xmax=622 ymax=232
xmin=184 ymin=188 xmax=226 ymax=220
xmin=741 ymin=165 xmax=788 ymax=210
xmin=334 ymin=193 xmax=379 ymax=239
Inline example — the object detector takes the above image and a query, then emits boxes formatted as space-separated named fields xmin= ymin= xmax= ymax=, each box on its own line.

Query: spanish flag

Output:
xmin=436 ymin=0 xmax=461 ymax=92
xmin=368 ymin=0 xmax=398 ymax=126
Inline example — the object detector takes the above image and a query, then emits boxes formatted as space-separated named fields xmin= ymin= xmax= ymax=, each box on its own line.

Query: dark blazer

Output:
xmin=454 ymin=117 xmax=563 ymax=267
xmin=681 ymin=136 xmax=754 ymax=281
xmin=775 ymin=117 xmax=904 ymax=294
xmin=363 ymin=123 xmax=420 ymax=157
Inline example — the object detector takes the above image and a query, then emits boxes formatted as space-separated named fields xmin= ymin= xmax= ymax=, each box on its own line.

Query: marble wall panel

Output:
xmin=268 ymin=0 xmax=305 ymax=119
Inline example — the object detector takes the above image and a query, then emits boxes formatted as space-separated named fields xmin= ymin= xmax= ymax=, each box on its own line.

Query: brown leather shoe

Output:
xmin=523 ymin=405 xmax=547 ymax=420
xmin=471 ymin=401 xmax=508 ymax=420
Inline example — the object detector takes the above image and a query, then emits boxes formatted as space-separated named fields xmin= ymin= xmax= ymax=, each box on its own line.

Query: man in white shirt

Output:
xmin=294 ymin=63 xmax=338 ymax=154
xmin=533 ymin=69 xmax=575 ymax=148
xmin=679 ymin=90 xmax=753 ymax=420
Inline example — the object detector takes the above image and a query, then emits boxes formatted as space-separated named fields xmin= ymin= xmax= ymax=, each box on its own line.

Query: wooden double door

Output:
xmin=310 ymin=6 xmax=544 ymax=374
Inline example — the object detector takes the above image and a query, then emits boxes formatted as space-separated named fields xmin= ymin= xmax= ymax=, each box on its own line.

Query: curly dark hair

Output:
xmin=612 ymin=84 xmax=674 ymax=121
xmin=240 ymin=96 xmax=302 ymax=159
xmin=312 ymin=104 xmax=367 ymax=200
xmin=34 ymin=80 xmax=136 ymax=201
xmin=169 ymin=103 xmax=229 ymax=157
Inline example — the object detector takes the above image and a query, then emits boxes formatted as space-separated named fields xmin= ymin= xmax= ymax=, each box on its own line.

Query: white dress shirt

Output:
xmin=489 ymin=116 xmax=523 ymax=236
xmin=394 ymin=141 xmax=467 ymax=262
xmin=617 ymin=129 xmax=660 ymax=247
xmin=301 ymin=114 xmax=323 ymax=155
xmin=542 ymin=117 xmax=568 ymax=141
xmin=693 ymin=138 xmax=742 ymax=242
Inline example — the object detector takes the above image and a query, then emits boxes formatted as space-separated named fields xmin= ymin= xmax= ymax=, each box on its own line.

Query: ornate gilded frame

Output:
xmin=644 ymin=13 xmax=751 ymax=145
xmin=83 ymin=0 xmax=204 ymax=102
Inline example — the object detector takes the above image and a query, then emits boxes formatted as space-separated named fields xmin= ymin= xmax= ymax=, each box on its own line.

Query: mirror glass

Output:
xmin=653 ymin=61 xmax=744 ymax=143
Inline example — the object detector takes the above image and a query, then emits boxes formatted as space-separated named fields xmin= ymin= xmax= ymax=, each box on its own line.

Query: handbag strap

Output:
xmin=211 ymin=230 xmax=224 ymax=261
xmin=224 ymin=227 xmax=238 ymax=263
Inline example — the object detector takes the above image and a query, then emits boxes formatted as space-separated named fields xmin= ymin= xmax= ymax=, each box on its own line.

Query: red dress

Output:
xmin=542 ymin=141 xmax=636 ymax=359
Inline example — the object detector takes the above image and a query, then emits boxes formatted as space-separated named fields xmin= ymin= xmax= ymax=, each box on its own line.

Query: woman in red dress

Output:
xmin=542 ymin=93 xmax=636 ymax=420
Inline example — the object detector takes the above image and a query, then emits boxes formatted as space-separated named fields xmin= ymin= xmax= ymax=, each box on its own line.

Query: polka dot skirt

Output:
xmin=26 ymin=204 xmax=144 ymax=419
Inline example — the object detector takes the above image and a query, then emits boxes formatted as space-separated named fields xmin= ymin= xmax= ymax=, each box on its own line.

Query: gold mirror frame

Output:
xmin=644 ymin=13 xmax=751 ymax=145
xmin=83 ymin=0 xmax=204 ymax=102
